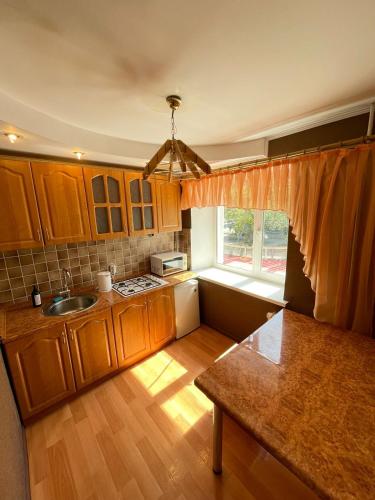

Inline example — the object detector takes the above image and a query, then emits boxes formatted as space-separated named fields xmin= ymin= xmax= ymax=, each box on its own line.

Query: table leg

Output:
xmin=213 ymin=404 xmax=223 ymax=474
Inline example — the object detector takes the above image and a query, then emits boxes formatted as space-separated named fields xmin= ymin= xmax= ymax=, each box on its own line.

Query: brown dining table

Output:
xmin=195 ymin=309 xmax=375 ymax=499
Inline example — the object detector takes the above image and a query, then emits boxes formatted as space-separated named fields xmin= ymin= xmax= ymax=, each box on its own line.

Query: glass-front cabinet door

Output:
xmin=125 ymin=172 xmax=158 ymax=236
xmin=84 ymin=168 xmax=128 ymax=239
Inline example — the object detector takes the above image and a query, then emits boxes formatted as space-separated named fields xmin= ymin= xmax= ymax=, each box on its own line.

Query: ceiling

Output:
xmin=0 ymin=0 xmax=374 ymax=166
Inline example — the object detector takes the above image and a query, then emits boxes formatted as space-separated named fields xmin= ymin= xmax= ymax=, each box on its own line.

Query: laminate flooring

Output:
xmin=26 ymin=325 xmax=317 ymax=500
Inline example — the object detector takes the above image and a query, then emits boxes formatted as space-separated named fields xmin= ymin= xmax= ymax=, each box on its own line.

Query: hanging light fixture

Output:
xmin=143 ymin=95 xmax=211 ymax=181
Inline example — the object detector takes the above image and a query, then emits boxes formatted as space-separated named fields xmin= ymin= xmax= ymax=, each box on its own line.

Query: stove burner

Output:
xmin=112 ymin=274 xmax=168 ymax=298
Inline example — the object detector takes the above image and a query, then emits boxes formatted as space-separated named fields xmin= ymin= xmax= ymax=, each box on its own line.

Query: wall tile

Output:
xmin=0 ymin=269 xmax=8 ymax=281
xmin=5 ymin=256 xmax=20 ymax=268
xmin=35 ymin=263 xmax=48 ymax=273
xmin=12 ymin=287 xmax=27 ymax=299
xmin=19 ymin=255 xmax=33 ymax=266
xmin=33 ymin=253 xmax=46 ymax=264
xmin=18 ymin=248 xmax=32 ymax=255
xmin=0 ymin=290 xmax=12 ymax=302
xmin=24 ymin=275 xmax=37 ymax=286
xmin=46 ymin=251 xmax=58 ymax=262
xmin=0 ymin=232 xmax=178 ymax=304
xmin=36 ymin=272 xmax=49 ymax=284
xmin=21 ymin=264 xmax=36 ymax=276
xmin=7 ymin=267 xmax=22 ymax=279
xmin=3 ymin=250 xmax=18 ymax=257
xmin=10 ymin=277 xmax=24 ymax=288
xmin=0 ymin=280 xmax=10 ymax=292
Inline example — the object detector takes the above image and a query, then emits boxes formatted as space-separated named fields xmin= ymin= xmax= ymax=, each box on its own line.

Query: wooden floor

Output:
xmin=26 ymin=325 xmax=317 ymax=500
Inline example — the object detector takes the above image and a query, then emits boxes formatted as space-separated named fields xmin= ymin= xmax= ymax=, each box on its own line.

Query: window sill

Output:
xmin=196 ymin=267 xmax=287 ymax=307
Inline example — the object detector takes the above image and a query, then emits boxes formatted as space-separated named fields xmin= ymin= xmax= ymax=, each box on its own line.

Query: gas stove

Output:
xmin=112 ymin=274 xmax=168 ymax=297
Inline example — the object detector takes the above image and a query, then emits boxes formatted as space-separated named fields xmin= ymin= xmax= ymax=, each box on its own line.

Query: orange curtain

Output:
xmin=181 ymin=143 xmax=375 ymax=336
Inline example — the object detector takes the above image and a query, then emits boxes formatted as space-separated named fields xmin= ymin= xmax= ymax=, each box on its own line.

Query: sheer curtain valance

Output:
xmin=181 ymin=143 xmax=375 ymax=336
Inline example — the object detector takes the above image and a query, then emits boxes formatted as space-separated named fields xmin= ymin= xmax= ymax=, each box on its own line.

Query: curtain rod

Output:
xmin=212 ymin=133 xmax=375 ymax=174
xmin=157 ymin=133 xmax=375 ymax=180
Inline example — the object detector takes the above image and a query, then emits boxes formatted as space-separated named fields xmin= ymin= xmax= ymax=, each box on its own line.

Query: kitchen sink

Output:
xmin=42 ymin=294 xmax=98 ymax=316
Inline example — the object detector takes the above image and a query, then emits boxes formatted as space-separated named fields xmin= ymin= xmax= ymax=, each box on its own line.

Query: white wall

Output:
xmin=190 ymin=207 xmax=216 ymax=270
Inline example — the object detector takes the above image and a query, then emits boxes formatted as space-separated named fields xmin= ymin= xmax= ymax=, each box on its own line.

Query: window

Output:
xmin=216 ymin=207 xmax=289 ymax=283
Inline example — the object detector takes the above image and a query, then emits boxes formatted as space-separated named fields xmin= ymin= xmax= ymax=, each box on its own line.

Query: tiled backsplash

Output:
xmin=0 ymin=232 xmax=177 ymax=304
xmin=177 ymin=228 xmax=191 ymax=269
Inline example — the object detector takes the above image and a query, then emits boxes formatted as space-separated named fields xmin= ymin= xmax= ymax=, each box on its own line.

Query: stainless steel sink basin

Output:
xmin=42 ymin=294 xmax=98 ymax=316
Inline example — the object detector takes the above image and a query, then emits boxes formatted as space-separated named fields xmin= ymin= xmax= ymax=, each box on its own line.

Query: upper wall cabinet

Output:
xmin=84 ymin=168 xmax=128 ymax=240
xmin=125 ymin=172 xmax=158 ymax=236
xmin=155 ymin=179 xmax=182 ymax=233
xmin=32 ymin=162 xmax=91 ymax=245
xmin=0 ymin=159 xmax=43 ymax=251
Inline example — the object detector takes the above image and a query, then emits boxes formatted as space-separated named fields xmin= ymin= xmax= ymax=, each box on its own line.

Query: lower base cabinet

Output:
xmin=4 ymin=287 xmax=176 ymax=422
xmin=4 ymin=325 xmax=76 ymax=420
xmin=67 ymin=309 xmax=118 ymax=390
xmin=113 ymin=287 xmax=176 ymax=366
xmin=148 ymin=288 xmax=176 ymax=352
xmin=112 ymin=296 xmax=151 ymax=368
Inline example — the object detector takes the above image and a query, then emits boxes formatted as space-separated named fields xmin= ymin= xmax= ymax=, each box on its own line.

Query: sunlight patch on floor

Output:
xmin=161 ymin=383 xmax=213 ymax=433
xmin=130 ymin=350 xmax=187 ymax=396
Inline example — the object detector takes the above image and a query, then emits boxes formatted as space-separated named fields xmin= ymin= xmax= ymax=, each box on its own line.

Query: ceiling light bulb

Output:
xmin=73 ymin=151 xmax=84 ymax=160
xmin=5 ymin=133 xmax=19 ymax=144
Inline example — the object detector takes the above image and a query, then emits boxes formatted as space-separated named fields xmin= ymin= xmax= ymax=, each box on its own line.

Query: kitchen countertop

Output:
xmin=195 ymin=309 xmax=375 ymax=500
xmin=0 ymin=271 xmax=196 ymax=344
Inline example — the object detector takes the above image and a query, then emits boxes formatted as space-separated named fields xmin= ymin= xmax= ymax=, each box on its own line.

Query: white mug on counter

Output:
xmin=97 ymin=271 xmax=112 ymax=292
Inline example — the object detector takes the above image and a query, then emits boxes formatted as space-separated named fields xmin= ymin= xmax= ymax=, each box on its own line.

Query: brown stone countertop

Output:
xmin=0 ymin=271 xmax=196 ymax=344
xmin=195 ymin=309 xmax=375 ymax=500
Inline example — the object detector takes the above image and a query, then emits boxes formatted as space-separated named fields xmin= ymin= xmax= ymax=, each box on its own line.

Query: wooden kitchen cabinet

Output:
xmin=66 ymin=309 xmax=118 ymax=390
xmin=0 ymin=158 xmax=43 ymax=251
xmin=155 ymin=179 xmax=182 ymax=232
xmin=148 ymin=287 xmax=176 ymax=352
xmin=125 ymin=172 xmax=158 ymax=236
xmin=112 ymin=295 xmax=151 ymax=368
xmin=31 ymin=162 xmax=91 ymax=245
xmin=84 ymin=167 xmax=128 ymax=239
xmin=4 ymin=325 xmax=76 ymax=420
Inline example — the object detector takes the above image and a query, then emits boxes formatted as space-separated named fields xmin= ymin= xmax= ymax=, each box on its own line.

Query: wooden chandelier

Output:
xmin=143 ymin=95 xmax=211 ymax=180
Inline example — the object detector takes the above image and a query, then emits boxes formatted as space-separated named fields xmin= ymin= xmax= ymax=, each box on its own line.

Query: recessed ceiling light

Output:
xmin=4 ymin=133 xmax=20 ymax=144
xmin=73 ymin=151 xmax=84 ymax=160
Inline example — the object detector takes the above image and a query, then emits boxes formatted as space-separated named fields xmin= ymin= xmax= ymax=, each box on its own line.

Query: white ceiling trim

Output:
xmin=239 ymin=97 xmax=375 ymax=142
xmin=0 ymin=91 xmax=267 ymax=167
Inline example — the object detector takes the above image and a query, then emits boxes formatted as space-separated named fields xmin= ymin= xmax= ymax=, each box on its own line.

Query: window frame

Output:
xmin=215 ymin=206 xmax=287 ymax=284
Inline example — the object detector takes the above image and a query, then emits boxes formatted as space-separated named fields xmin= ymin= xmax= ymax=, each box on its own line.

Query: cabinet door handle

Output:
xmin=61 ymin=331 xmax=66 ymax=344
xmin=69 ymin=328 xmax=74 ymax=341
xmin=36 ymin=228 xmax=42 ymax=241
xmin=45 ymin=227 xmax=50 ymax=240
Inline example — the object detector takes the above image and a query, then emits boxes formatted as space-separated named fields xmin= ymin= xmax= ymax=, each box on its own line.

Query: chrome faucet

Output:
xmin=60 ymin=268 xmax=71 ymax=299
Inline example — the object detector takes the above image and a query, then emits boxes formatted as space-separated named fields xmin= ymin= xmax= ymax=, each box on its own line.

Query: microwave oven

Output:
xmin=151 ymin=251 xmax=187 ymax=277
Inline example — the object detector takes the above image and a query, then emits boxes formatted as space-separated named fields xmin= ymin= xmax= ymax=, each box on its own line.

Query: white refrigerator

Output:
xmin=174 ymin=279 xmax=200 ymax=339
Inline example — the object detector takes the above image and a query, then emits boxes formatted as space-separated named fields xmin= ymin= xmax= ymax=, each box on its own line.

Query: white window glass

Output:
xmin=217 ymin=208 xmax=254 ymax=272
xmin=216 ymin=207 xmax=288 ymax=283
xmin=261 ymin=211 xmax=288 ymax=276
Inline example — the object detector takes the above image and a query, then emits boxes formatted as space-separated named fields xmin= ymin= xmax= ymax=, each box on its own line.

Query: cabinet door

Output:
xmin=67 ymin=309 xmax=118 ymax=389
xmin=0 ymin=159 xmax=43 ymax=251
xmin=125 ymin=172 xmax=158 ymax=236
xmin=31 ymin=162 xmax=91 ymax=245
xmin=112 ymin=296 xmax=151 ymax=368
xmin=84 ymin=168 xmax=128 ymax=239
xmin=147 ymin=287 xmax=176 ymax=352
xmin=4 ymin=326 xmax=75 ymax=420
xmin=156 ymin=179 xmax=182 ymax=232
